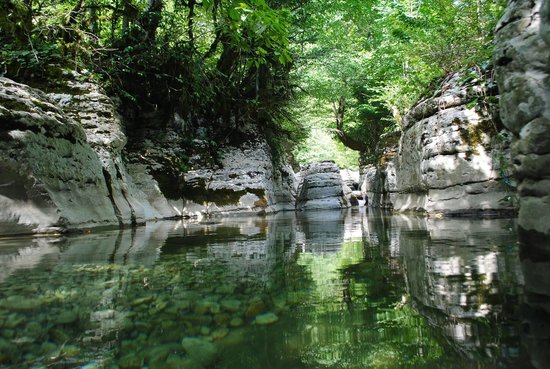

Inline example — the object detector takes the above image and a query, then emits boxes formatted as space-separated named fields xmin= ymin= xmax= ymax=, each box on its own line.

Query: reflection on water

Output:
xmin=0 ymin=210 xmax=543 ymax=368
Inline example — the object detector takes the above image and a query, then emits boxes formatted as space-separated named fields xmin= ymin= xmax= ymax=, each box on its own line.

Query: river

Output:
xmin=0 ymin=209 xmax=543 ymax=369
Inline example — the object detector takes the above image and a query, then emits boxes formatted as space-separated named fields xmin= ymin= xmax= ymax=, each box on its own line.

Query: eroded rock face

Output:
xmin=494 ymin=2 xmax=550 ymax=368
xmin=296 ymin=161 xmax=350 ymax=210
xmin=494 ymin=0 xmax=550 ymax=240
xmin=179 ymin=141 xmax=296 ymax=217
xmin=47 ymin=78 xmax=175 ymax=223
xmin=0 ymin=77 xmax=119 ymax=233
xmin=361 ymin=66 xmax=516 ymax=216
xmin=0 ymin=76 xmax=296 ymax=233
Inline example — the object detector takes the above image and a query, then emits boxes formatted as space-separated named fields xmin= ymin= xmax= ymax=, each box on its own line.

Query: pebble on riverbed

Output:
xmin=253 ymin=312 xmax=279 ymax=325
xmin=181 ymin=337 xmax=218 ymax=367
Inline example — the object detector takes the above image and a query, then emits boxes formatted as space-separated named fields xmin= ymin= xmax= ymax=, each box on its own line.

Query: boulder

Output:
xmin=295 ymin=161 xmax=350 ymax=210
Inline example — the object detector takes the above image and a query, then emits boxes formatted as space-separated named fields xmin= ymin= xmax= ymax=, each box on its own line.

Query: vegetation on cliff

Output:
xmin=1 ymin=0 xmax=505 ymax=167
xmin=1 ymin=0 xmax=299 ymax=160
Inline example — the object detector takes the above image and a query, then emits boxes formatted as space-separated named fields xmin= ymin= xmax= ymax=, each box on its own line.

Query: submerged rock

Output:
xmin=253 ymin=312 xmax=279 ymax=325
xmin=54 ymin=310 xmax=78 ymax=324
xmin=220 ymin=299 xmax=241 ymax=313
xmin=118 ymin=354 xmax=144 ymax=369
xmin=244 ymin=296 xmax=267 ymax=319
xmin=229 ymin=317 xmax=244 ymax=327
xmin=181 ymin=337 xmax=218 ymax=367
xmin=0 ymin=295 xmax=42 ymax=311
xmin=211 ymin=327 xmax=230 ymax=340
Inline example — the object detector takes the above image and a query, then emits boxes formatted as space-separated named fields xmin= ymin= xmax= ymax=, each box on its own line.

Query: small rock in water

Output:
xmin=229 ymin=317 xmax=244 ymax=327
xmin=25 ymin=321 xmax=42 ymax=337
xmin=60 ymin=345 xmax=80 ymax=357
xmin=245 ymin=296 xmax=266 ymax=319
xmin=41 ymin=342 xmax=57 ymax=355
xmin=181 ymin=337 xmax=218 ymax=366
xmin=210 ymin=327 xmax=229 ymax=340
xmin=253 ymin=312 xmax=279 ymax=325
xmin=213 ymin=313 xmax=230 ymax=326
xmin=0 ymin=295 xmax=42 ymax=311
xmin=215 ymin=284 xmax=236 ymax=295
xmin=130 ymin=296 xmax=154 ymax=307
xmin=194 ymin=299 xmax=220 ymax=315
xmin=5 ymin=314 xmax=25 ymax=329
xmin=220 ymin=299 xmax=241 ymax=313
xmin=155 ymin=299 xmax=168 ymax=312
xmin=55 ymin=310 xmax=78 ymax=324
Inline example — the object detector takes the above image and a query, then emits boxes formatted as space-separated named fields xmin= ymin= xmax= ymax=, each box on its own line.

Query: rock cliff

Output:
xmin=494 ymin=0 xmax=550 ymax=243
xmin=178 ymin=141 xmax=296 ymax=217
xmin=0 ymin=77 xmax=125 ymax=234
xmin=494 ymin=2 xmax=550 ymax=368
xmin=361 ymin=66 xmax=517 ymax=216
xmin=0 ymin=76 xmax=297 ymax=234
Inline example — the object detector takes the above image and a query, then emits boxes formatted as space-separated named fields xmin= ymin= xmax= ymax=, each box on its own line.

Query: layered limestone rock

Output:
xmin=494 ymin=2 xmax=550 ymax=369
xmin=362 ymin=163 xmax=397 ymax=209
xmin=295 ymin=161 xmax=350 ymax=210
xmin=47 ymin=76 xmax=177 ymax=223
xmin=0 ymin=76 xmax=296 ymax=234
xmin=179 ymin=140 xmax=296 ymax=217
xmin=361 ymin=66 xmax=516 ymax=216
xmin=340 ymin=169 xmax=362 ymax=206
xmin=0 ymin=77 xmax=120 ymax=233
xmin=494 ymin=0 xmax=550 ymax=241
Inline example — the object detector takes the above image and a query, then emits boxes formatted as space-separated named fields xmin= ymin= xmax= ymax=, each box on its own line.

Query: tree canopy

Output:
xmin=289 ymin=0 xmax=506 ymax=166
xmin=0 ymin=0 xmax=506 ymax=167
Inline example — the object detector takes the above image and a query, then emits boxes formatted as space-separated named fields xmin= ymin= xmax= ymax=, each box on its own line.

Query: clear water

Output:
xmin=0 ymin=209 xmax=539 ymax=369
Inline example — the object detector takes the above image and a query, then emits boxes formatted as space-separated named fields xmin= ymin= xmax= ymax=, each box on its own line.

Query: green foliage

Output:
xmin=290 ymin=0 xmax=506 ymax=165
xmin=0 ymin=0 xmax=506 ymax=167
xmin=0 ymin=0 xmax=298 ymax=158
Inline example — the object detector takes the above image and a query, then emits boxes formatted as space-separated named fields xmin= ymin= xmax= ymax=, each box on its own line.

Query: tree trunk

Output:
xmin=63 ymin=0 xmax=84 ymax=43
xmin=187 ymin=0 xmax=196 ymax=48
xmin=332 ymin=96 xmax=368 ymax=152
xmin=23 ymin=0 xmax=33 ymax=36
xmin=141 ymin=0 xmax=163 ymax=43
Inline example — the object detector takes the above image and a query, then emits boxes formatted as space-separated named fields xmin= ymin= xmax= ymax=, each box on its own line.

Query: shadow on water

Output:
xmin=0 ymin=210 xmax=547 ymax=368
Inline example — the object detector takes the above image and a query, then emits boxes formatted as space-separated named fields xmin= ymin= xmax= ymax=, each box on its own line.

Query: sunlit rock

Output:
xmin=296 ymin=161 xmax=351 ymax=210
xmin=361 ymin=67 xmax=517 ymax=216
xmin=0 ymin=76 xmax=178 ymax=234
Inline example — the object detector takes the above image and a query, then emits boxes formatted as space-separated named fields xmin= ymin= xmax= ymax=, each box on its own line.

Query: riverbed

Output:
xmin=0 ymin=209 xmax=538 ymax=368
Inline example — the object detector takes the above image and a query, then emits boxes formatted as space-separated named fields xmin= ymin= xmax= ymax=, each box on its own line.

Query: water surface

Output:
xmin=0 ymin=209 xmax=539 ymax=368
